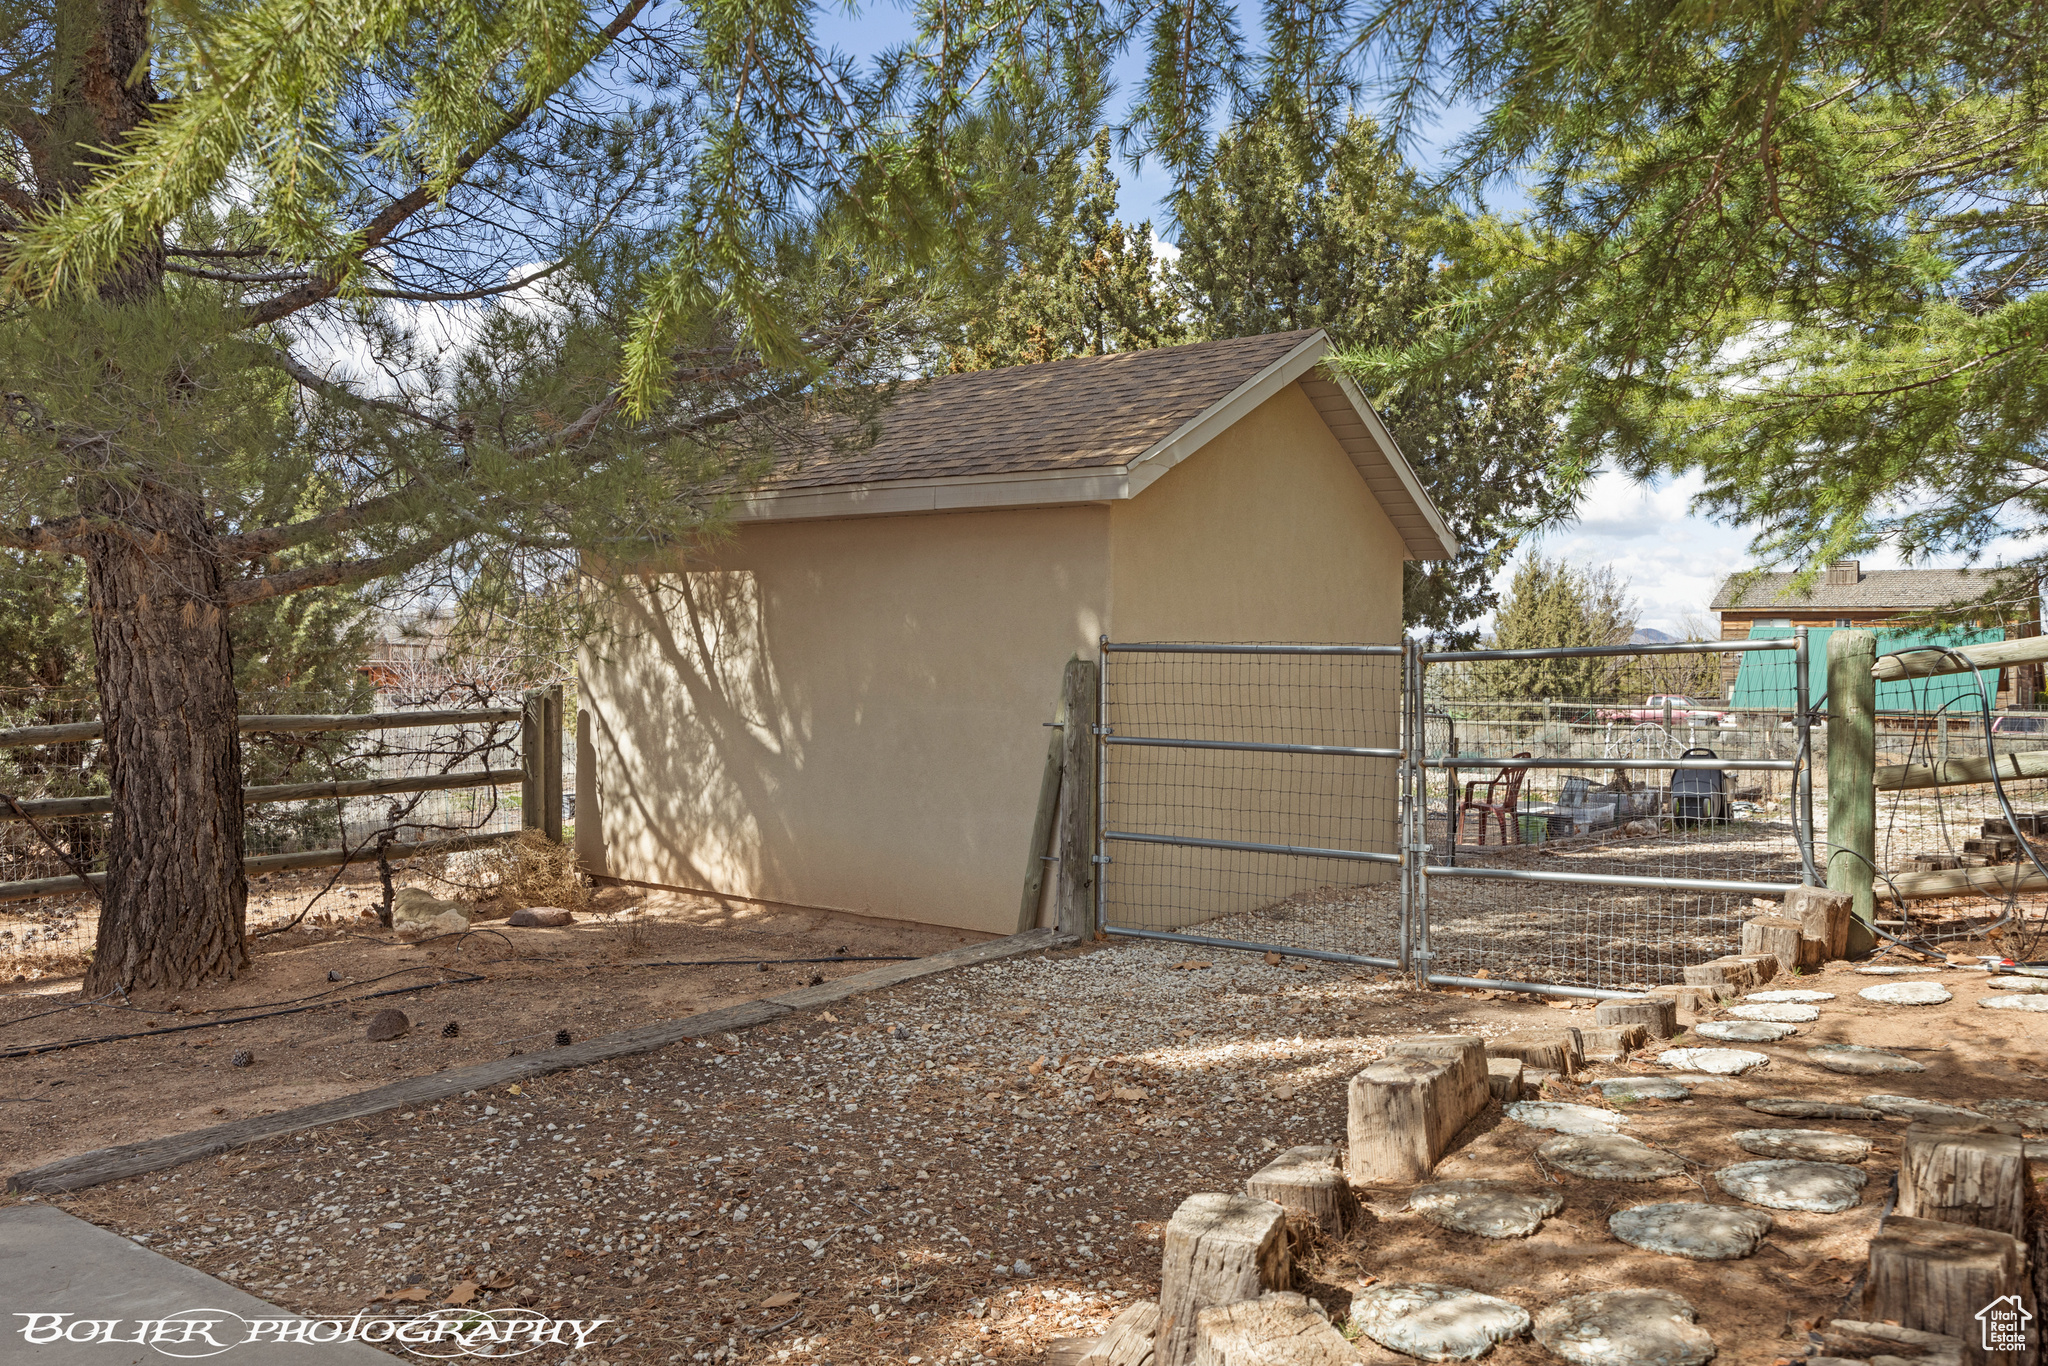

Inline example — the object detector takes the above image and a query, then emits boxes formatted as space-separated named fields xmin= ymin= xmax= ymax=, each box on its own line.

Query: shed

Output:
xmin=574 ymin=329 xmax=1456 ymax=935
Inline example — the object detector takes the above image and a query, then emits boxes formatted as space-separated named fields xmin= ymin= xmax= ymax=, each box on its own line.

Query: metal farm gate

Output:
xmin=1095 ymin=635 xmax=1820 ymax=997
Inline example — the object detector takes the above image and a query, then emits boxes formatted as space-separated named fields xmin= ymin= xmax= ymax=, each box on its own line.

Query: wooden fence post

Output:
xmin=521 ymin=687 xmax=545 ymax=835
xmin=542 ymin=684 xmax=565 ymax=843
xmin=1057 ymin=656 xmax=1100 ymax=941
xmin=1017 ymin=662 xmax=1072 ymax=934
xmin=1826 ymin=631 xmax=1878 ymax=954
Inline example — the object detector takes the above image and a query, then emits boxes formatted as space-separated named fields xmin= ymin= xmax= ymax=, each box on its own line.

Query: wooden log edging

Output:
xmin=6 ymin=927 xmax=1071 ymax=1195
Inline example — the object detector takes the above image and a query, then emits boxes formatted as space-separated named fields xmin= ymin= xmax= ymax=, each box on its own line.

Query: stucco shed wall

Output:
xmin=578 ymin=505 xmax=1109 ymax=934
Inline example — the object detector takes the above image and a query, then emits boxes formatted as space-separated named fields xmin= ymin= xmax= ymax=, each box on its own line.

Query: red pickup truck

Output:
xmin=1597 ymin=694 xmax=1729 ymax=724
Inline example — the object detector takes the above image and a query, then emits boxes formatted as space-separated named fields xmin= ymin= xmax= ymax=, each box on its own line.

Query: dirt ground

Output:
xmin=0 ymin=867 xmax=986 ymax=1174
xmin=11 ymin=930 xmax=2046 ymax=1365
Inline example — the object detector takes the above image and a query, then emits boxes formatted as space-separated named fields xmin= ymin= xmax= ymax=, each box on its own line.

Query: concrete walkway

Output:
xmin=1 ymin=1204 xmax=393 ymax=1364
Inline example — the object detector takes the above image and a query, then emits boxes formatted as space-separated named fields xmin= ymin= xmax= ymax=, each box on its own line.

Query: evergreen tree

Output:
xmin=1475 ymin=556 xmax=1636 ymax=704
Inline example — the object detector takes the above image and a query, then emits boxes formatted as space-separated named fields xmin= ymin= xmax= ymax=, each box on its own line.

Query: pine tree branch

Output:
xmin=0 ymin=516 xmax=90 ymax=555
xmin=219 ymin=538 xmax=456 ymax=607
xmin=267 ymin=347 xmax=458 ymax=434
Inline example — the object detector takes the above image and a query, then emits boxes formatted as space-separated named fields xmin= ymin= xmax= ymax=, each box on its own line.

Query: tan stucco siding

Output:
xmin=579 ymin=506 xmax=1110 ymax=934
xmin=1100 ymin=383 xmax=1406 ymax=938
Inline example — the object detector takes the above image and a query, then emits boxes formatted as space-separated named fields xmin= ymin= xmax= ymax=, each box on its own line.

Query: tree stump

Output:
xmin=1080 ymin=1300 xmax=1159 ymax=1366
xmin=1647 ymin=984 xmax=1718 ymax=1022
xmin=1740 ymin=916 xmax=1818 ymax=974
xmin=1898 ymin=1124 xmax=2031 ymax=1240
xmin=1861 ymin=1216 xmax=2032 ymax=1366
xmin=1487 ymin=1057 xmax=1524 ymax=1103
xmin=1246 ymin=1145 xmax=1360 ymax=1236
xmin=1156 ymin=1194 xmax=1291 ymax=1366
xmin=1384 ymin=1036 xmax=1489 ymax=1114
xmin=1595 ymin=997 xmax=1679 ymax=1039
xmin=1734 ymin=951 xmax=1779 ymax=984
xmin=1192 ymin=1293 xmax=1355 ymax=1366
xmin=1683 ymin=958 xmax=1753 ymax=990
xmin=1783 ymin=886 xmax=1855 ymax=960
xmin=1348 ymin=1044 xmax=1491 ymax=1186
xmin=1485 ymin=1032 xmax=1581 ymax=1077
xmin=1581 ymin=1024 xmax=1647 ymax=1062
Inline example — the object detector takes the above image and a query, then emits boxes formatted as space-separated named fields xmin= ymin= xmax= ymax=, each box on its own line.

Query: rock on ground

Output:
xmin=1408 ymin=1182 xmax=1563 ymax=1239
xmin=1981 ymin=993 xmax=2048 ymax=1012
xmin=1532 ymin=1289 xmax=1715 ymax=1366
xmin=1980 ymin=1098 xmax=2048 ymax=1131
xmin=1746 ymin=1097 xmax=1883 ymax=1120
xmin=1695 ymin=1021 xmax=1797 ymax=1043
xmin=1657 ymin=1047 xmax=1769 ymax=1075
xmin=1745 ymin=990 xmax=1834 ymax=1003
xmin=1854 ymin=965 xmax=1941 ymax=974
xmin=1861 ymin=1094 xmax=1979 ymax=1121
xmin=1607 ymin=1203 xmax=1773 ymax=1261
xmin=1591 ymin=1077 xmax=1691 ymax=1102
xmin=391 ymin=887 xmax=471 ymax=927
xmin=1986 ymin=975 xmax=2048 ymax=992
xmin=1807 ymin=1043 xmax=1924 ymax=1074
xmin=1733 ymin=1128 xmax=1871 ymax=1163
xmin=507 ymin=906 xmax=576 ymax=928
xmin=1858 ymin=981 xmax=1952 ymax=1006
xmin=1714 ymin=1159 xmax=1868 ymax=1213
xmin=1503 ymin=1101 xmax=1627 ymax=1136
xmin=1727 ymin=1003 xmax=1820 ymax=1023
xmin=1352 ymin=1283 xmax=1531 ymax=1362
xmin=364 ymin=1008 xmax=410 ymax=1042
xmin=1536 ymin=1134 xmax=1687 ymax=1182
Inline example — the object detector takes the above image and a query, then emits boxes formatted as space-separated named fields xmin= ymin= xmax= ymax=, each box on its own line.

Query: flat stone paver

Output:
xmin=1591 ymin=1077 xmax=1691 ymax=1102
xmin=1854 ymin=965 xmax=1941 ymax=974
xmin=1504 ymin=1101 xmax=1627 ymax=1136
xmin=1862 ymin=1094 xmax=1981 ymax=1121
xmin=1727 ymin=1003 xmax=1820 ymax=1023
xmin=1533 ymin=1289 xmax=1715 ymax=1366
xmin=1714 ymin=1159 xmax=1868 ymax=1213
xmin=1409 ymin=1181 xmax=1564 ymax=1239
xmin=1980 ymin=1098 xmax=2048 ymax=1131
xmin=1608 ymin=1203 xmax=1772 ymax=1261
xmin=1733 ymin=1128 xmax=1871 ymax=1163
xmin=1982 ymin=994 xmax=2048 ymax=1012
xmin=1746 ymin=1097 xmax=1883 ymax=1121
xmin=1859 ymin=981 xmax=1952 ymax=1006
xmin=1695 ymin=1021 xmax=1797 ymax=1043
xmin=0 ymin=1204 xmax=395 ymax=1363
xmin=1986 ymin=976 xmax=2048 ymax=992
xmin=1537 ymin=1134 xmax=1687 ymax=1182
xmin=1808 ymin=1043 xmax=1924 ymax=1075
xmin=1657 ymin=1047 xmax=1769 ymax=1075
xmin=1353 ymin=1282 xmax=1531 ymax=1361
xmin=1745 ymin=990 xmax=1834 ymax=1003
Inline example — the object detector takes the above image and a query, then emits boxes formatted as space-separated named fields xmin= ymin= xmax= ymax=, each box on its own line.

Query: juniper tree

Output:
xmin=1355 ymin=0 xmax=2048 ymax=595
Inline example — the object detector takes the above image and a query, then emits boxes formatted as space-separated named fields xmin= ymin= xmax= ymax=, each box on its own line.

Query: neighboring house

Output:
xmin=1711 ymin=561 xmax=2043 ymax=709
xmin=575 ymin=329 xmax=1456 ymax=936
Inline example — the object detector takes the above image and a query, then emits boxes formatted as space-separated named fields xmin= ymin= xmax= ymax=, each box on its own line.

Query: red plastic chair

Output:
xmin=1460 ymin=752 xmax=1533 ymax=845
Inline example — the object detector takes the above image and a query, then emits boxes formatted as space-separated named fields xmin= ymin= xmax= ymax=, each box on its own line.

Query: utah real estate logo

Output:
xmin=1978 ymin=1295 xmax=2032 ymax=1354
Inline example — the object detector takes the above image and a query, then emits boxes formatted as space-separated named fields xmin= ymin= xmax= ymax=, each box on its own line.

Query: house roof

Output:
xmin=1712 ymin=567 xmax=2028 ymax=613
xmin=732 ymin=329 xmax=1458 ymax=560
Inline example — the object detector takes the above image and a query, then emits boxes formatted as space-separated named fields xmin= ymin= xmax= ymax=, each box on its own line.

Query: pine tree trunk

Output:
xmin=81 ymin=481 xmax=249 ymax=993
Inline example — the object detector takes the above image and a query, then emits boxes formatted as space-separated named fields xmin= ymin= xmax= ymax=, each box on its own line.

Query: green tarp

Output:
xmin=1730 ymin=625 xmax=2004 ymax=714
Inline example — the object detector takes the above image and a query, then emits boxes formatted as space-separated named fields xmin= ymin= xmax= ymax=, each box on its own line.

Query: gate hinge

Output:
xmin=1092 ymin=724 xmax=1113 ymax=736
xmin=1092 ymin=855 xmax=1114 ymax=865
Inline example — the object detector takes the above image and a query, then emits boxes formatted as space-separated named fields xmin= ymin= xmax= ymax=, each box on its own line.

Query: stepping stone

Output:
xmin=1533 ymin=1289 xmax=1715 ymax=1366
xmin=1746 ymin=989 xmax=1834 ymax=1003
xmin=1608 ymin=1202 xmax=1773 ymax=1260
xmin=1859 ymin=981 xmax=1952 ymax=1005
xmin=1863 ymin=1094 xmax=1980 ymax=1122
xmin=1353 ymin=1282 xmax=1531 ymax=1361
xmin=1537 ymin=1134 xmax=1687 ymax=1182
xmin=1591 ymin=1077 xmax=1691 ymax=1102
xmin=1733 ymin=1128 xmax=1872 ymax=1162
xmin=1657 ymin=1047 xmax=1769 ymax=1075
xmin=1980 ymin=1098 xmax=2048 ymax=1131
xmin=1728 ymin=1003 xmax=1820 ymax=1023
xmin=1715 ymin=1159 xmax=1868 ymax=1212
xmin=1856 ymin=964 xmax=1941 ymax=974
xmin=1982 ymin=994 xmax=2048 ymax=1012
xmin=1695 ymin=1021 xmax=1797 ymax=1043
xmin=1809 ymin=1043 xmax=1924 ymax=1075
xmin=1504 ymin=1101 xmax=1627 ymax=1136
xmin=1409 ymin=1181 xmax=1564 ymax=1239
xmin=1987 ymin=976 xmax=2048 ymax=992
xmin=1746 ymin=1097 xmax=1883 ymax=1121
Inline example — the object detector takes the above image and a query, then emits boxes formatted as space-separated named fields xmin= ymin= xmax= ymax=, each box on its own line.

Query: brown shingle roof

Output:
xmin=757 ymin=331 xmax=1319 ymax=490
xmin=1711 ymin=567 xmax=2029 ymax=612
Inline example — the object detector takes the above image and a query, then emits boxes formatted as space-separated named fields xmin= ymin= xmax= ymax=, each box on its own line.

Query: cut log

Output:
xmin=1827 ymin=1320 xmax=1963 ymax=1366
xmin=1595 ymin=997 xmax=1679 ymax=1039
xmin=1735 ymin=952 xmax=1779 ymax=984
xmin=1156 ymin=1194 xmax=1291 ymax=1366
xmin=1080 ymin=1300 xmax=1160 ymax=1366
xmin=1192 ymin=1293 xmax=1354 ymax=1366
xmin=1861 ymin=1216 xmax=2032 ymax=1366
xmin=1485 ymin=1032 xmax=1583 ymax=1077
xmin=1740 ymin=916 xmax=1820 ymax=974
xmin=1897 ymin=1124 xmax=2031 ymax=1241
xmin=1579 ymin=1024 xmax=1646 ymax=1063
xmin=1384 ymin=1035 xmax=1491 ymax=1108
xmin=1683 ymin=958 xmax=1754 ymax=990
xmin=1783 ymin=885 xmax=1854 ymax=961
xmin=1487 ymin=1057 xmax=1525 ymax=1103
xmin=1245 ymin=1145 xmax=1360 ymax=1236
xmin=1347 ymin=1056 xmax=1483 ymax=1186
xmin=1646 ymin=984 xmax=1719 ymax=1021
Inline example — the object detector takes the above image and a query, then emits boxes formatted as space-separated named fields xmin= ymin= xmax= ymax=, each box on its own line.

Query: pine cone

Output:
xmin=230 ymin=1049 xmax=254 ymax=1068
xmin=441 ymin=1021 xmax=460 ymax=1038
xmin=554 ymin=1029 xmax=572 ymax=1047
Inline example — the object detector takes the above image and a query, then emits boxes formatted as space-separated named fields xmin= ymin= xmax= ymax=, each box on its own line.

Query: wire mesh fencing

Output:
xmin=1096 ymin=643 xmax=1407 ymax=965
